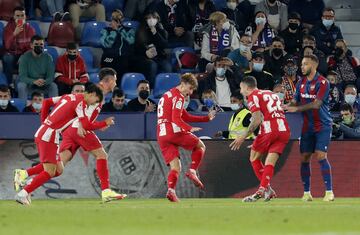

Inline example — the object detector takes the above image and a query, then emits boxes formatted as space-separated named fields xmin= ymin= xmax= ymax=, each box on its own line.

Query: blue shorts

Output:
xmin=300 ymin=128 xmax=332 ymax=153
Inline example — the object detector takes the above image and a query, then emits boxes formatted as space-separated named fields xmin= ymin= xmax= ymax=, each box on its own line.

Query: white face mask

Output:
xmin=32 ymin=102 xmax=42 ymax=111
xmin=230 ymin=103 xmax=240 ymax=111
xmin=276 ymin=92 xmax=285 ymax=100
xmin=147 ymin=18 xmax=158 ymax=27
xmin=345 ymin=94 xmax=356 ymax=105
xmin=227 ymin=2 xmax=237 ymax=10
xmin=0 ymin=99 xmax=9 ymax=107
xmin=222 ymin=21 xmax=231 ymax=30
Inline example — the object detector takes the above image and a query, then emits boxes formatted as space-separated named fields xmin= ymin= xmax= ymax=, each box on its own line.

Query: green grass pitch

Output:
xmin=1 ymin=198 xmax=360 ymax=235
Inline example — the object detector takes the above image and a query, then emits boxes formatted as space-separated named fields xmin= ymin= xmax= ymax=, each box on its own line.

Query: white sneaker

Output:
xmin=301 ymin=192 xmax=313 ymax=202
xmin=15 ymin=189 xmax=31 ymax=205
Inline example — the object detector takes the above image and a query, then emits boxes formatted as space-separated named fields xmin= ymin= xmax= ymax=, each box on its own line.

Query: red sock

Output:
xmin=96 ymin=159 xmax=110 ymax=190
xmin=26 ymin=164 xmax=44 ymax=176
xmin=260 ymin=165 xmax=274 ymax=188
xmin=251 ymin=159 xmax=264 ymax=181
xmin=24 ymin=171 xmax=51 ymax=194
xmin=190 ymin=148 xmax=204 ymax=170
xmin=167 ymin=169 xmax=179 ymax=189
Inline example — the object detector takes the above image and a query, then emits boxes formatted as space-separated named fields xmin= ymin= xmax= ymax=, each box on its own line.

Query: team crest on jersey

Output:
xmin=301 ymin=84 xmax=304 ymax=89
xmin=310 ymin=84 xmax=315 ymax=90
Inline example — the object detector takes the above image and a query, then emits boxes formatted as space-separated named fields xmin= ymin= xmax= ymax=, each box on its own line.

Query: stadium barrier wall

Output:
xmin=0 ymin=140 xmax=358 ymax=200
xmin=0 ymin=112 xmax=303 ymax=140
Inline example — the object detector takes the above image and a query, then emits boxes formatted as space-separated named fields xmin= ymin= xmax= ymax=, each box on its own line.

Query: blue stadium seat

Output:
xmin=188 ymin=99 xmax=199 ymax=111
xmin=44 ymin=46 xmax=59 ymax=64
xmin=103 ymin=0 xmax=125 ymax=20
xmin=121 ymin=73 xmax=146 ymax=99
xmin=153 ymin=73 xmax=181 ymax=98
xmin=105 ymin=92 xmax=112 ymax=103
xmin=0 ymin=21 xmax=4 ymax=48
xmin=0 ymin=72 xmax=7 ymax=85
xmin=10 ymin=98 xmax=26 ymax=111
xmin=122 ymin=20 xmax=140 ymax=30
xmin=81 ymin=21 xmax=108 ymax=47
xmin=78 ymin=47 xmax=98 ymax=73
xmin=28 ymin=20 xmax=42 ymax=36
xmin=213 ymin=0 xmax=227 ymax=10
xmin=89 ymin=73 xmax=100 ymax=84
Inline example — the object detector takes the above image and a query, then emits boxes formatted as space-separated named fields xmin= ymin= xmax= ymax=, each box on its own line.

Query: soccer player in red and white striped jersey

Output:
xmin=230 ymin=76 xmax=291 ymax=202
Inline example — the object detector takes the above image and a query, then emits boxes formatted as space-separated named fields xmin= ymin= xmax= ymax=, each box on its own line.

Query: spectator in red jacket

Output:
xmin=3 ymin=6 xmax=36 ymax=86
xmin=55 ymin=42 xmax=89 ymax=95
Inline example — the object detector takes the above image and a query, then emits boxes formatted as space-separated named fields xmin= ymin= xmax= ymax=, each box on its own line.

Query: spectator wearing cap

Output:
xmin=280 ymin=58 xmax=300 ymax=104
xmin=102 ymin=89 xmax=128 ymax=112
xmin=264 ymin=36 xmax=292 ymax=82
xmin=279 ymin=12 xmax=304 ymax=55
xmin=255 ymin=0 xmax=288 ymax=31
xmin=310 ymin=7 xmax=343 ymax=56
xmin=0 ymin=85 xmax=19 ymax=113
xmin=327 ymin=71 xmax=343 ymax=112
xmin=220 ymin=0 xmax=252 ymax=35
xmin=244 ymin=52 xmax=275 ymax=90
xmin=250 ymin=11 xmax=276 ymax=51
xmin=203 ymin=57 xmax=239 ymax=111
xmin=288 ymin=0 xmax=325 ymax=31
xmin=23 ymin=91 xmax=44 ymax=113
xmin=228 ymin=33 xmax=252 ymax=76
xmin=327 ymin=39 xmax=360 ymax=91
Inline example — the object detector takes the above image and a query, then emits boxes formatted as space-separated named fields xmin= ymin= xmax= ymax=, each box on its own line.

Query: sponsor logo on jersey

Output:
xmin=300 ymin=93 xmax=316 ymax=99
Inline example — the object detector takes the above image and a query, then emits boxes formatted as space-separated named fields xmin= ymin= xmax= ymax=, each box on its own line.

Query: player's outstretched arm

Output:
xmin=40 ymin=96 xmax=62 ymax=122
xmin=181 ymin=109 xmax=214 ymax=123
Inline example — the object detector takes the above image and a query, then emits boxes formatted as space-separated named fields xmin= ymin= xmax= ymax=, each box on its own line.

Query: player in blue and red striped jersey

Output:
xmin=285 ymin=55 xmax=335 ymax=202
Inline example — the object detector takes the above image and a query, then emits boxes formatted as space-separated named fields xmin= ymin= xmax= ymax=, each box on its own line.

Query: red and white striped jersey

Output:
xmin=157 ymin=88 xmax=209 ymax=137
xmin=247 ymin=89 xmax=290 ymax=135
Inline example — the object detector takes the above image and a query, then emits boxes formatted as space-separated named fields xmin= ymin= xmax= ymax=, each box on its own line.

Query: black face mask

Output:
xmin=68 ymin=54 xmax=77 ymax=61
xmin=335 ymin=47 xmax=344 ymax=58
xmin=139 ymin=90 xmax=150 ymax=100
xmin=288 ymin=22 xmax=299 ymax=31
xmin=268 ymin=0 xmax=276 ymax=3
xmin=272 ymin=48 xmax=283 ymax=57
xmin=34 ymin=46 xmax=43 ymax=55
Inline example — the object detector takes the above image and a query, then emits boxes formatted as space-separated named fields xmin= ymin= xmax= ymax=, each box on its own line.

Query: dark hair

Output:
xmin=231 ymin=89 xmax=243 ymax=100
xmin=303 ymin=35 xmax=316 ymax=42
xmin=13 ymin=6 xmax=25 ymax=13
xmin=323 ymin=7 xmax=335 ymax=15
xmin=303 ymin=54 xmax=319 ymax=64
xmin=67 ymin=42 xmax=78 ymax=50
xmin=31 ymin=35 xmax=44 ymax=43
xmin=0 ymin=85 xmax=10 ymax=93
xmin=112 ymin=88 xmax=124 ymax=98
xmin=137 ymin=79 xmax=149 ymax=87
xmin=288 ymin=12 xmax=301 ymax=21
xmin=72 ymin=82 xmax=85 ymax=91
xmin=85 ymin=84 xmax=103 ymax=101
xmin=340 ymin=103 xmax=353 ymax=113
xmin=98 ymin=67 xmax=117 ymax=81
xmin=344 ymin=84 xmax=357 ymax=91
xmin=241 ymin=76 xmax=257 ymax=88
xmin=31 ymin=91 xmax=44 ymax=99
xmin=272 ymin=36 xmax=285 ymax=46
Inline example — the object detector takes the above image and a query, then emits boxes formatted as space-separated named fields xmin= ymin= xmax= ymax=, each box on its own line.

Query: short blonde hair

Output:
xmin=181 ymin=73 xmax=198 ymax=89
xmin=209 ymin=11 xmax=227 ymax=25
xmin=201 ymin=89 xmax=216 ymax=100
xmin=112 ymin=9 xmax=123 ymax=22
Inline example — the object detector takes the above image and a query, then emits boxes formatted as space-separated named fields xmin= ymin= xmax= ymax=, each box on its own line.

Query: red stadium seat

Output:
xmin=0 ymin=0 xmax=22 ymax=21
xmin=47 ymin=22 xmax=75 ymax=48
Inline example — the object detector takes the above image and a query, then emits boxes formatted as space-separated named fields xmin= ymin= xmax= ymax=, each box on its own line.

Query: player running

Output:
xmin=230 ymin=76 xmax=291 ymax=202
xmin=14 ymin=68 xmax=126 ymax=203
xmin=284 ymin=55 xmax=334 ymax=202
xmin=157 ymin=73 xmax=216 ymax=202
xmin=14 ymin=84 xmax=107 ymax=205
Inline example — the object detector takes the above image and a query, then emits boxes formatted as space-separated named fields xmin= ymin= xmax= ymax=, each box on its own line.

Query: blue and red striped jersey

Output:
xmin=294 ymin=73 xmax=332 ymax=133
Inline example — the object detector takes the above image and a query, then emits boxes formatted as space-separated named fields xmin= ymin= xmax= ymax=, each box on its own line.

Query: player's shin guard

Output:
xmin=300 ymin=162 xmax=311 ymax=192
xmin=319 ymin=158 xmax=332 ymax=191
xmin=251 ymin=159 xmax=264 ymax=181
xmin=23 ymin=171 xmax=51 ymax=194
xmin=26 ymin=164 xmax=44 ymax=176
xmin=167 ymin=170 xmax=179 ymax=189
xmin=96 ymin=159 xmax=110 ymax=190
xmin=190 ymin=147 xmax=204 ymax=170
xmin=260 ymin=165 xmax=274 ymax=188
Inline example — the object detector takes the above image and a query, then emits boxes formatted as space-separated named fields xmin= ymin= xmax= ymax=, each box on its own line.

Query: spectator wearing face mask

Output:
xmin=0 ymin=85 xmax=19 ymax=112
xmin=333 ymin=103 xmax=360 ymax=139
xmin=280 ymin=58 xmax=300 ymax=104
xmin=23 ymin=92 xmax=44 ymax=113
xmin=298 ymin=35 xmax=327 ymax=75
xmin=244 ymin=51 xmax=275 ymax=90
xmin=310 ymin=7 xmax=343 ymax=56
xmin=17 ymin=35 xmax=57 ymax=100
xmin=279 ymin=12 xmax=304 ymax=55
xmin=134 ymin=10 xmax=172 ymax=87
xmin=55 ymin=42 xmax=89 ymax=95
xmin=214 ymin=90 xmax=254 ymax=139
xmin=200 ymin=89 xmax=223 ymax=112
xmin=228 ymin=33 xmax=252 ymax=76
xmin=127 ymin=80 xmax=157 ymax=112
xmin=203 ymin=57 xmax=238 ymax=111
xmin=255 ymin=0 xmax=288 ymax=31
xmin=343 ymin=85 xmax=360 ymax=113
xmin=102 ymin=89 xmax=128 ymax=112
xmin=250 ymin=11 xmax=275 ymax=51
xmin=199 ymin=11 xmax=240 ymax=72
xmin=327 ymin=39 xmax=360 ymax=91
xmin=221 ymin=0 xmax=252 ymax=35
xmin=327 ymin=71 xmax=343 ymax=112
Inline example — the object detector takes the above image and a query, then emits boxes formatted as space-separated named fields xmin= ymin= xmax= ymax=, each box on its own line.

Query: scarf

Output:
xmin=282 ymin=75 xmax=298 ymax=103
xmin=209 ymin=25 xmax=230 ymax=55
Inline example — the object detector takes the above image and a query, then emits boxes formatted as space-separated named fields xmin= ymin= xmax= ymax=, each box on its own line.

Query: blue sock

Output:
xmin=300 ymin=162 xmax=311 ymax=192
xmin=319 ymin=158 xmax=332 ymax=191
